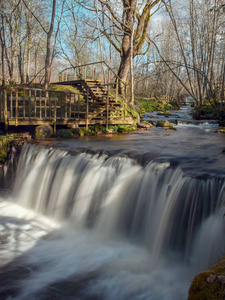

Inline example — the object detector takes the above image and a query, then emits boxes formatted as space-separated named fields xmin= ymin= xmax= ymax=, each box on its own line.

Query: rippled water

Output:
xmin=52 ymin=106 xmax=225 ymax=177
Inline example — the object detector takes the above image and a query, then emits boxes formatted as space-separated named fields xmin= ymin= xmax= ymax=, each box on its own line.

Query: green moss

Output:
xmin=49 ymin=84 xmax=79 ymax=94
xmin=117 ymin=125 xmax=136 ymax=133
xmin=193 ymin=104 xmax=225 ymax=120
xmin=56 ymin=129 xmax=73 ymax=139
xmin=90 ymin=123 xmax=103 ymax=134
xmin=163 ymin=103 xmax=174 ymax=110
xmin=188 ymin=255 xmax=225 ymax=300
xmin=0 ymin=133 xmax=18 ymax=163
xmin=135 ymin=99 xmax=162 ymax=113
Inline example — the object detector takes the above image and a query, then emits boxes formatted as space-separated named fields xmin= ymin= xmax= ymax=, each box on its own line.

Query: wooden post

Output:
xmin=39 ymin=90 xmax=42 ymax=119
xmin=86 ymin=90 xmax=89 ymax=130
xmin=124 ymin=103 xmax=126 ymax=120
xmin=49 ymin=92 xmax=52 ymax=119
xmin=4 ymin=89 xmax=8 ymax=130
xmin=78 ymin=94 xmax=80 ymax=120
xmin=69 ymin=94 xmax=72 ymax=119
xmin=65 ymin=94 xmax=67 ymax=119
xmin=15 ymin=89 xmax=18 ymax=127
xmin=106 ymin=85 xmax=109 ymax=129
xmin=29 ymin=89 xmax=31 ymax=120
xmin=53 ymin=101 xmax=56 ymax=133
xmin=34 ymin=90 xmax=37 ymax=119
xmin=60 ymin=93 xmax=63 ymax=120
xmin=23 ymin=89 xmax=25 ymax=118
xmin=10 ymin=89 xmax=13 ymax=118
xmin=73 ymin=94 xmax=76 ymax=119
xmin=65 ymin=69 xmax=68 ymax=81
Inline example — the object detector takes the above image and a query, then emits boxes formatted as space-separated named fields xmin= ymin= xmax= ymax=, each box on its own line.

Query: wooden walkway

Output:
xmin=0 ymin=61 xmax=135 ymax=130
xmin=0 ymin=82 xmax=132 ymax=130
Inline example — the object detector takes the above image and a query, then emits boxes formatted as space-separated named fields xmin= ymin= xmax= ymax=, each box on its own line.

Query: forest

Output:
xmin=0 ymin=0 xmax=225 ymax=106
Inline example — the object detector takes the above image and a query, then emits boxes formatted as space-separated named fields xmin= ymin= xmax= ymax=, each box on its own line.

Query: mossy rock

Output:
xmin=117 ymin=125 xmax=136 ymax=133
xmin=188 ymin=255 xmax=225 ymax=300
xmin=216 ymin=128 xmax=225 ymax=133
xmin=35 ymin=125 xmax=53 ymax=139
xmin=138 ymin=122 xmax=153 ymax=129
xmin=156 ymin=120 xmax=176 ymax=130
xmin=56 ymin=129 xmax=73 ymax=139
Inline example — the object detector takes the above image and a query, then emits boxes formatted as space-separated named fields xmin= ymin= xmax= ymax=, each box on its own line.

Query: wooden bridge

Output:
xmin=0 ymin=62 xmax=134 ymax=130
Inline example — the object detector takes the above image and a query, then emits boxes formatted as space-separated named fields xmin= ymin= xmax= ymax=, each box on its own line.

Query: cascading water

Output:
xmin=0 ymin=142 xmax=224 ymax=300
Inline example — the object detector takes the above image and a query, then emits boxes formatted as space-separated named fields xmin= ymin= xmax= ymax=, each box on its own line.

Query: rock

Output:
xmin=71 ymin=128 xmax=80 ymax=136
xmin=216 ymin=128 xmax=225 ymax=133
xmin=117 ymin=125 xmax=136 ymax=133
xmin=138 ymin=122 xmax=153 ymax=130
xmin=56 ymin=129 xmax=73 ymax=139
xmin=156 ymin=120 xmax=177 ymax=130
xmin=206 ymin=274 xmax=217 ymax=283
xmin=35 ymin=125 xmax=53 ymax=139
xmin=188 ymin=255 xmax=225 ymax=300
xmin=218 ymin=276 xmax=225 ymax=285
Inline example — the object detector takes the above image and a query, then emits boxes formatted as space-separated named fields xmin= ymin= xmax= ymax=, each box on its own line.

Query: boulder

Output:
xmin=35 ymin=125 xmax=53 ymax=139
xmin=138 ymin=122 xmax=153 ymax=130
xmin=156 ymin=120 xmax=177 ymax=130
xmin=188 ymin=255 xmax=225 ymax=300
xmin=216 ymin=128 xmax=225 ymax=133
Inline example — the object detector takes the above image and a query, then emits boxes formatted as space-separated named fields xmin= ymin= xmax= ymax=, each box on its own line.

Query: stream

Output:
xmin=0 ymin=105 xmax=224 ymax=300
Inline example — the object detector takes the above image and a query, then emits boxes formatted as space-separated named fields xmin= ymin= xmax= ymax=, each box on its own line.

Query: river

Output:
xmin=0 ymin=106 xmax=224 ymax=300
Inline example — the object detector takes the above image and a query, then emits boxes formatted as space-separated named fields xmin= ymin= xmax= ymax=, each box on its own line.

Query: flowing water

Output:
xmin=0 ymin=106 xmax=224 ymax=300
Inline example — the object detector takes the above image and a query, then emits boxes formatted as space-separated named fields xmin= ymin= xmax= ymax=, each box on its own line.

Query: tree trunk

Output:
xmin=117 ymin=51 xmax=131 ymax=95
xmin=18 ymin=44 xmax=25 ymax=84
xmin=0 ymin=15 xmax=5 ymax=86
xmin=44 ymin=0 xmax=56 ymax=90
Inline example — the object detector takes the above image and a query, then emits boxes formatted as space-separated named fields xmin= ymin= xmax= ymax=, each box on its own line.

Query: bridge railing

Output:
xmin=0 ymin=85 xmax=127 ymax=130
xmin=0 ymin=86 xmax=89 ymax=128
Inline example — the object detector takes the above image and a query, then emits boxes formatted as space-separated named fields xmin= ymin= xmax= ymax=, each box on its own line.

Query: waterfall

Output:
xmin=0 ymin=142 xmax=224 ymax=300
